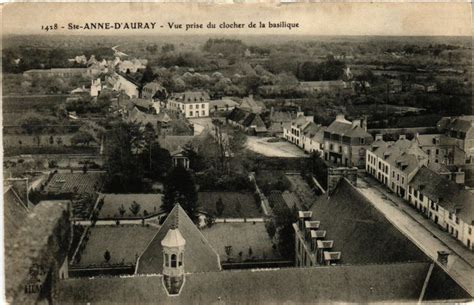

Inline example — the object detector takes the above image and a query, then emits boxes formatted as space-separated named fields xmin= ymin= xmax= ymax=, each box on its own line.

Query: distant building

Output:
xmin=437 ymin=116 xmax=474 ymax=164
xmin=171 ymin=147 xmax=190 ymax=169
xmin=142 ymin=82 xmax=167 ymax=101
xmin=90 ymin=78 xmax=101 ymax=97
xmin=366 ymin=135 xmax=428 ymax=199
xmin=323 ymin=115 xmax=373 ymax=168
xmin=108 ymin=72 xmax=140 ymax=98
xmin=23 ymin=68 xmax=89 ymax=78
xmin=167 ymin=91 xmax=210 ymax=118
xmin=209 ymin=98 xmax=239 ymax=113
xmin=117 ymin=59 xmax=147 ymax=74
xmin=227 ymin=108 xmax=267 ymax=134
xmin=408 ymin=166 xmax=474 ymax=250
xmin=298 ymin=80 xmax=351 ymax=93
xmin=268 ymin=109 xmax=297 ymax=137
xmin=239 ymin=95 xmax=266 ymax=114
xmin=283 ymin=112 xmax=326 ymax=154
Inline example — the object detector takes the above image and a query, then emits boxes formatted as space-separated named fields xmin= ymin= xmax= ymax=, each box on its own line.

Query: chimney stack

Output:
xmin=298 ymin=211 xmax=312 ymax=231
xmin=351 ymin=119 xmax=361 ymax=128
xmin=335 ymin=114 xmax=345 ymax=122
xmin=399 ymin=134 xmax=407 ymax=140
xmin=375 ymin=134 xmax=383 ymax=141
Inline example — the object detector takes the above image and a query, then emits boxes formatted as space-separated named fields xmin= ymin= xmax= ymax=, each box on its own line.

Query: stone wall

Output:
xmin=5 ymin=201 xmax=72 ymax=305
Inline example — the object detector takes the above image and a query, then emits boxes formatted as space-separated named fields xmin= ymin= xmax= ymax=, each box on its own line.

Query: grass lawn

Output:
xmin=198 ymin=191 xmax=262 ymax=218
xmin=202 ymin=222 xmax=280 ymax=262
xmin=98 ymin=194 xmax=164 ymax=219
xmin=74 ymin=225 xmax=158 ymax=267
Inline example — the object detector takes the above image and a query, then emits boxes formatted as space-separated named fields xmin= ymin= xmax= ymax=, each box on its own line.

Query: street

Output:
xmin=356 ymin=175 xmax=474 ymax=295
xmin=246 ymin=137 xmax=307 ymax=158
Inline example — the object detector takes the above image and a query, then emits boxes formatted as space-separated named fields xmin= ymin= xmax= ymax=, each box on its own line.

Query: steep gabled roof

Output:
xmin=136 ymin=204 xmax=221 ymax=274
xmin=310 ymin=179 xmax=429 ymax=264
xmin=410 ymin=166 xmax=474 ymax=224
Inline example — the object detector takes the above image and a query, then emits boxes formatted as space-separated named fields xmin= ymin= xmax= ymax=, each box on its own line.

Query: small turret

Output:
xmin=161 ymin=225 xmax=186 ymax=295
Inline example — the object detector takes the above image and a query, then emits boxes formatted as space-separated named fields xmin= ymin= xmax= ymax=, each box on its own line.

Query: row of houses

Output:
xmin=366 ymin=134 xmax=474 ymax=250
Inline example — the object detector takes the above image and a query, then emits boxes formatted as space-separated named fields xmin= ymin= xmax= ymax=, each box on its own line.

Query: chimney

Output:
xmin=437 ymin=251 xmax=450 ymax=266
xmin=351 ymin=119 xmax=361 ymax=128
xmin=298 ymin=211 xmax=312 ymax=231
xmin=375 ymin=134 xmax=383 ymax=141
xmin=335 ymin=114 xmax=345 ymax=122
xmin=399 ymin=134 xmax=406 ymax=140
xmin=7 ymin=178 xmax=29 ymax=207
xmin=361 ymin=118 xmax=367 ymax=131
xmin=316 ymin=240 xmax=334 ymax=264
xmin=323 ymin=251 xmax=341 ymax=266
xmin=297 ymin=111 xmax=304 ymax=118
xmin=304 ymin=220 xmax=320 ymax=240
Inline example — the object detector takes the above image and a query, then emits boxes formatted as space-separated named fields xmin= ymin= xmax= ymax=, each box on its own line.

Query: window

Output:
xmin=427 ymin=149 xmax=431 ymax=155
xmin=190 ymin=104 xmax=193 ymax=109
xmin=360 ymin=138 xmax=365 ymax=145
xmin=469 ymin=227 xmax=472 ymax=235
xmin=378 ymin=162 xmax=381 ymax=170
xmin=202 ymin=110 xmax=205 ymax=115
xmin=436 ymin=149 xmax=439 ymax=155
xmin=202 ymin=103 xmax=205 ymax=108
xmin=448 ymin=212 xmax=453 ymax=220
xmin=171 ymin=254 xmax=177 ymax=267
xmin=189 ymin=112 xmax=193 ymax=117
xmin=455 ymin=216 xmax=459 ymax=225
xmin=402 ymin=177 xmax=404 ymax=184
xmin=165 ymin=253 xmax=169 ymax=267
xmin=419 ymin=193 xmax=423 ymax=201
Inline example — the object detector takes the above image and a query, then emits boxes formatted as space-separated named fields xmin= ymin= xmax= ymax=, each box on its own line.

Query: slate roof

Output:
xmin=310 ymin=179 xmax=429 ymax=264
xmin=136 ymin=204 xmax=221 ymax=274
xmin=170 ymin=91 xmax=210 ymax=104
xmin=370 ymin=138 xmax=427 ymax=174
xmin=127 ymin=107 xmax=156 ymax=126
xmin=58 ymin=262 xmax=450 ymax=304
xmin=327 ymin=121 xmax=371 ymax=140
xmin=227 ymin=108 xmax=267 ymax=132
xmin=438 ymin=116 xmax=474 ymax=133
xmin=209 ymin=99 xmax=239 ymax=110
xmin=410 ymin=166 xmax=474 ymax=224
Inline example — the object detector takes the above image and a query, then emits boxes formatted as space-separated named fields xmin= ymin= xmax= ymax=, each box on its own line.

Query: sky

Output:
xmin=2 ymin=2 xmax=472 ymax=37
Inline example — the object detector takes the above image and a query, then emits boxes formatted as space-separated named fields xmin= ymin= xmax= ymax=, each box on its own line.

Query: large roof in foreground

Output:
xmin=57 ymin=261 xmax=470 ymax=304
xmin=310 ymin=179 xmax=429 ymax=264
xmin=135 ymin=204 xmax=221 ymax=274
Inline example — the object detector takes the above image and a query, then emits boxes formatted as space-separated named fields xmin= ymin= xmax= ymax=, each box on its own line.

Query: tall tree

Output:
xmin=162 ymin=166 xmax=199 ymax=222
xmin=103 ymin=121 xmax=144 ymax=193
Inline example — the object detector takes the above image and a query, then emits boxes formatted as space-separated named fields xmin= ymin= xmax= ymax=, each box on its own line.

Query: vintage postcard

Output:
xmin=1 ymin=2 xmax=473 ymax=304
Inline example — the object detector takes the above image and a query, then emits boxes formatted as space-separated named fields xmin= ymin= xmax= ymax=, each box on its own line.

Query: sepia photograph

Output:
xmin=1 ymin=2 xmax=473 ymax=304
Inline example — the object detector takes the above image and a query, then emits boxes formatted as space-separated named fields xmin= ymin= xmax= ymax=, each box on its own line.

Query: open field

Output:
xmin=202 ymin=222 xmax=279 ymax=261
xmin=198 ymin=191 xmax=262 ymax=218
xmin=73 ymin=225 xmax=158 ymax=267
xmin=98 ymin=194 xmax=164 ymax=219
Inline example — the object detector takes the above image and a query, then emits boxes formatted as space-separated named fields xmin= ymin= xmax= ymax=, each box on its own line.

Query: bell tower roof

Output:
xmin=161 ymin=228 xmax=186 ymax=248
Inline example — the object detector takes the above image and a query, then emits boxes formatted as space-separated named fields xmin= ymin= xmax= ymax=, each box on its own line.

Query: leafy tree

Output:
xmin=118 ymin=204 xmax=126 ymax=216
xmin=162 ymin=166 xmax=199 ymax=223
xmin=140 ymin=65 xmax=155 ymax=85
xmin=103 ymin=121 xmax=144 ymax=193
xmin=71 ymin=131 xmax=94 ymax=146
xmin=104 ymin=250 xmax=111 ymax=263
xmin=205 ymin=213 xmax=216 ymax=228
xmin=215 ymin=197 xmax=224 ymax=216
xmin=273 ymin=203 xmax=298 ymax=260
xmin=162 ymin=44 xmax=175 ymax=53
xmin=129 ymin=201 xmax=141 ymax=216
xmin=265 ymin=221 xmax=276 ymax=240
